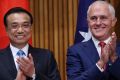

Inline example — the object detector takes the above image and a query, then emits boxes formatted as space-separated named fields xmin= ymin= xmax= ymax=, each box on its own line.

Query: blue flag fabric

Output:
xmin=74 ymin=0 xmax=95 ymax=44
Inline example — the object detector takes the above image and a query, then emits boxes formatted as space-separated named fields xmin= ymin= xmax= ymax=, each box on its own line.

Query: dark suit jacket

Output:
xmin=0 ymin=45 xmax=61 ymax=80
xmin=67 ymin=39 xmax=120 ymax=80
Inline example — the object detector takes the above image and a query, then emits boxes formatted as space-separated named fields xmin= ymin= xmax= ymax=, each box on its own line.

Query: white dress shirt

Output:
xmin=92 ymin=36 xmax=111 ymax=72
xmin=10 ymin=43 xmax=29 ymax=70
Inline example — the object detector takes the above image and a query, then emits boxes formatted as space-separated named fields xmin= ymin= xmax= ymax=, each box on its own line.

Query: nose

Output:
xmin=17 ymin=26 xmax=24 ymax=33
xmin=96 ymin=18 xmax=102 ymax=25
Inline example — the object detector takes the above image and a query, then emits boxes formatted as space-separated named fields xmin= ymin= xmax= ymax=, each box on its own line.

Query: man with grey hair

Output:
xmin=67 ymin=1 xmax=120 ymax=80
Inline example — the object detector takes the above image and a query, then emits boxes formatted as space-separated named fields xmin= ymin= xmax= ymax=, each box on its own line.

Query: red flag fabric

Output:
xmin=0 ymin=0 xmax=32 ymax=49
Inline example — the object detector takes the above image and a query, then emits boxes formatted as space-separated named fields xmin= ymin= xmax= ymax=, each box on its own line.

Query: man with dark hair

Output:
xmin=4 ymin=7 xmax=33 ymax=27
xmin=67 ymin=1 xmax=120 ymax=80
xmin=0 ymin=7 xmax=61 ymax=80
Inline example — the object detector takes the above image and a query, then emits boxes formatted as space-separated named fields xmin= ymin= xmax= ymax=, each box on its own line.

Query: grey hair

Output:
xmin=87 ymin=0 xmax=115 ymax=18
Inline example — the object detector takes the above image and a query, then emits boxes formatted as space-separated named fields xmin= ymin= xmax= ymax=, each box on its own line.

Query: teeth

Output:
xmin=16 ymin=36 xmax=24 ymax=39
xmin=94 ymin=27 xmax=104 ymax=32
xmin=95 ymin=27 xmax=105 ymax=30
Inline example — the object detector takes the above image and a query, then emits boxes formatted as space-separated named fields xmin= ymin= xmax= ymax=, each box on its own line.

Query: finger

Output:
xmin=102 ymin=44 xmax=110 ymax=58
xmin=16 ymin=70 xmax=26 ymax=80
xmin=19 ymin=64 xmax=26 ymax=72
xmin=16 ymin=58 xmax=26 ymax=66
xmin=17 ymin=60 xmax=27 ymax=69
xmin=18 ymin=61 xmax=30 ymax=73
xmin=21 ymin=57 xmax=30 ymax=64
xmin=28 ymin=53 xmax=33 ymax=61
xmin=17 ymin=58 xmax=28 ymax=70
xmin=109 ymin=32 xmax=117 ymax=53
xmin=111 ymin=32 xmax=116 ymax=38
xmin=111 ymin=32 xmax=117 ymax=42
xmin=19 ymin=57 xmax=29 ymax=66
xmin=108 ymin=42 xmax=113 ymax=50
xmin=28 ymin=54 xmax=34 ymax=68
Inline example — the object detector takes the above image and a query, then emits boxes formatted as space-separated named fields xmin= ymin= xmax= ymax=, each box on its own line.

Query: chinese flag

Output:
xmin=0 ymin=0 xmax=32 ymax=49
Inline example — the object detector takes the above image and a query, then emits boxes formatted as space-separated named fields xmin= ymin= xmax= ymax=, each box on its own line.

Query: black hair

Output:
xmin=4 ymin=7 xmax=33 ymax=27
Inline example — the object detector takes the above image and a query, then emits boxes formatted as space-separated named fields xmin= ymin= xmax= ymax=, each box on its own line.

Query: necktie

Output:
xmin=99 ymin=41 xmax=106 ymax=69
xmin=99 ymin=41 xmax=106 ymax=55
xmin=17 ymin=50 xmax=25 ymax=57
xmin=16 ymin=50 xmax=25 ymax=70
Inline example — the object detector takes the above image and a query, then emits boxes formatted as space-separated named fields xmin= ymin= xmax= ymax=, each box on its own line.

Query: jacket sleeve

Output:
xmin=108 ymin=43 xmax=120 ymax=80
xmin=47 ymin=51 xmax=61 ymax=80
xmin=66 ymin=47 xmax=103 ymax=80
xmin=31 ymin=48 xmax=61 ymax=80
xmin=109 ymin=56 xmax=120 ymax=80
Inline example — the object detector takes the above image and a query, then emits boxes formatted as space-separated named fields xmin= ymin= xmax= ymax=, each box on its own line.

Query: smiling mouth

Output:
xmin=16 ymin=35 xmax=25 ymax=39
xmin=94 ymin=27 xmax=106 ymax=31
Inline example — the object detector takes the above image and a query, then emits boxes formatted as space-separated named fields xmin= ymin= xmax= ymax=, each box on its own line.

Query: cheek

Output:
xmin=25 ymin=29 xmax=31 ymax=35
xmin=25 ymin=30 xmax=32 ymax=38
xmin=7 ymin=30 xmax=15 ymax=36
xmin=88 ymin=22 xmax=95 ymax=29
xmin=105 ymin=22 xmax=113 ymax=31
xmin=26 ymin=32 xmax=31 ymax=38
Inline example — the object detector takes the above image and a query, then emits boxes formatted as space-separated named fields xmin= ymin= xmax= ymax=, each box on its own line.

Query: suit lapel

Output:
xmin=84 ymin=39 xmax=100 ymax=64
xmin=3 ymin=46 xmax=17 ymax=79
xmin=28 ymin=45 xmax=38 ymax=65
xmin=28 ymin=45 xmax=35 ymax=57
xmin=28 ymin=45 xmax=33 ymax=54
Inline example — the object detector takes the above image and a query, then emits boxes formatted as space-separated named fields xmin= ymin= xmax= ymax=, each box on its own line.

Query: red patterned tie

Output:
xmin=99 ymin=41 xmax=106 ymax=55
xmin=99 ymin=41 xmax=106 ymax=69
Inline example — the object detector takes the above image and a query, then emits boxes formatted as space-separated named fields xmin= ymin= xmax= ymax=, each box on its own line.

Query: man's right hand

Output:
xmin=16 ymin=70 xmax=26 ymax=80
xmin=97 ymin=44 xmax=110 ymax=69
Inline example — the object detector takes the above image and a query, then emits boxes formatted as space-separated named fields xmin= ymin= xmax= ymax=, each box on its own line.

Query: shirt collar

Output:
xmin=92 ymin=36 xmax=111 ymax=47
xmin=10 ymin=43 xmax=29 ymax=57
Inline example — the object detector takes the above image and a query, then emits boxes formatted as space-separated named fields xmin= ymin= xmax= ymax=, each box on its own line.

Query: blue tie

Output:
xmin=17 ymin=50 xmax=25 ymax=57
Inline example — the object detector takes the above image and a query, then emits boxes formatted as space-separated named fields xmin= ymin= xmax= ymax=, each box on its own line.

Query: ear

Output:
xmin=112 ymin=17 xmax=117 ymax=27
xmin=5 ymin=27 xmax=8 ymax=32
xmin=5 ymin=27 xmax=9 ymax=36
xmin=87 ymin=18 xmax=90 ymax=27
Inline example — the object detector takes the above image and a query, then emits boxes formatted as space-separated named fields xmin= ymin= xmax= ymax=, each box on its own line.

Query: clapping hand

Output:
xmin=16 ymin=53 xmax=35 ymax=78
xmin=108 ymin=32 xmax=118 ymax=62
xmin=16 ymin=69 xmax=26 ymax=80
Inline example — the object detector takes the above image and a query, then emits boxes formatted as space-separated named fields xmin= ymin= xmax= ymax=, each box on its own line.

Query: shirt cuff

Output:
xmin=96 ymin=63 xmax=104 ymax=72
xmin=32 ymin=73 xmax=36 ymax=80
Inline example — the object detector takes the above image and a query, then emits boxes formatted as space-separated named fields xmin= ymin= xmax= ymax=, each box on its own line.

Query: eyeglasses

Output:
xmin=8 ymin=22 xmax=31 ymax=30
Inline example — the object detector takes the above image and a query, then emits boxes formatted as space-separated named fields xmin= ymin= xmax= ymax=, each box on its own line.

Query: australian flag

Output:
xmin=74 ymin=0 xmax=95 ymax=44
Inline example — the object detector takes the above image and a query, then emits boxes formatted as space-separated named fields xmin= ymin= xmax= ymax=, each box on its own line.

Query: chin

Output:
xmin=14 ymin=40 xmax=27 ymax=44
xmin=93 ymin=34 xmax=104 ymax=38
